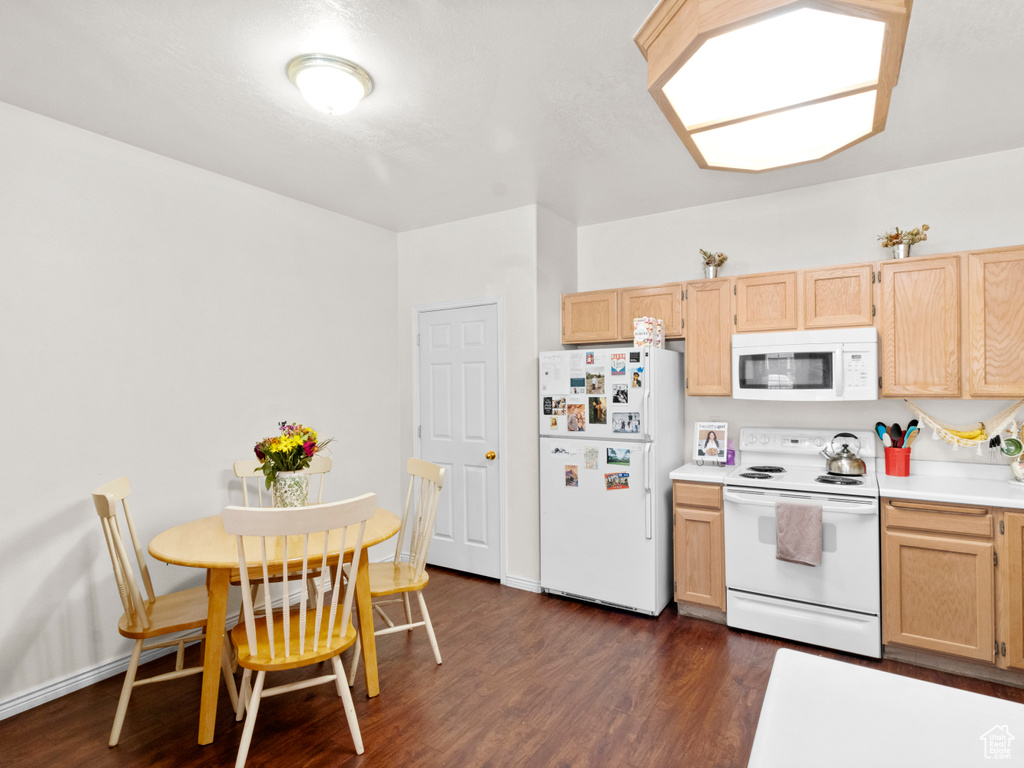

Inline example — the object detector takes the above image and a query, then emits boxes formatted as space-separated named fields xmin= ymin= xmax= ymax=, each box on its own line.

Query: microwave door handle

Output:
xmin=834 ymin=348 xmax=844 ymax=397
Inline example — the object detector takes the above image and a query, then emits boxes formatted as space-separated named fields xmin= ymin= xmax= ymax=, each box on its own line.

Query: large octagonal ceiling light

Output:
xmin=287 ymin=54 xmax=373 ymax=114
xmin=634 ymin=0 xmax=913 ymax=172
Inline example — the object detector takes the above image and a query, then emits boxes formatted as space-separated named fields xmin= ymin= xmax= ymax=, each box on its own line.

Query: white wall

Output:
xmin=578 ymin=148 xmax=1024 ymax=464
xmin=0 ymin=103 xmax=401 ymax=708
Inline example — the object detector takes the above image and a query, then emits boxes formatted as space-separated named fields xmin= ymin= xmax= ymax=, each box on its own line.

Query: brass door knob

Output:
xmin=485 ymin=451 xmax=496 ymax=460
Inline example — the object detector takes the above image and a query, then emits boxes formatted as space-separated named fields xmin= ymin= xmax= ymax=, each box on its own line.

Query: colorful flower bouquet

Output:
xmin=254 ymin=422 xmax=333 ymax=489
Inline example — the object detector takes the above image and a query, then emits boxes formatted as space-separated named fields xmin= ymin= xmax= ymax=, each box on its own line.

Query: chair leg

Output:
xmin=220 ymin=635 xmax=240 ymax=711
xmin=109 ymin=639 xmax=143 ymax=747
xmin=331 ymin=656 xmax=364 ymax=754
xmin=347 ymin=632 xmax=361 ymax=687
xmin=236 ymin=669 xmax=252 ymax=722
xmin=403 ymin=593 xmax=413 ymax=625
xmin=234 ymin=670 xmax=265 ymax=768
xmin=417 ymin=591 xmax=442 ymax=665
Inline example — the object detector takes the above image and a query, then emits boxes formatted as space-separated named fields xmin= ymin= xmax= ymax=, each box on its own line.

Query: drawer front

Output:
xmin=673 ymin=480 xmax=722 ymax=511
xmin=883 ymin=498 xmax=992 ymax=538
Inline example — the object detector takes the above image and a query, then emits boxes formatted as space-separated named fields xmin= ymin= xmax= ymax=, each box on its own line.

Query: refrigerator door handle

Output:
xmin=644 ymin=442 xmax=653 ymax=539
xmin=643 ymin=351 xmax=652 ymax=440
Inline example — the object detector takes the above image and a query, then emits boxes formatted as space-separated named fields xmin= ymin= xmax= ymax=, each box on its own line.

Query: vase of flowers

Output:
xmin=878 ymin=224 xmax=929 ymax=259
xmin=253 ymin=422 xmax=333 ymax=507
xmin=700 ymin=249 xmax=728 ymax=278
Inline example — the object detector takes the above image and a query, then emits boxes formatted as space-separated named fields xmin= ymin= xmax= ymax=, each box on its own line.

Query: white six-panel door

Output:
xmin=416 ymin=302 xmax=501 ymax=578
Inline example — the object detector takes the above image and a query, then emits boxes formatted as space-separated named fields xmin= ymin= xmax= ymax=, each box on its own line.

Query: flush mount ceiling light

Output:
xmin=286 ymin=54 xmax=373 ymax=115
xmin=634 ymin=0 xmax=913 ymax=172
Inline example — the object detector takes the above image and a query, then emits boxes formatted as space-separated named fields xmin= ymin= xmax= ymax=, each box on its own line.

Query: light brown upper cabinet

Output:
xmin=618 ymin=283 xmax=684 ymax=340
xmin=561 ymin=290 xmax=618 ymax=344
xmin=967 ymin=247 xmax=1024 ymax=398
xmin=685 ymin=278 xmax=732 ymax=396
xmin=734 ymin=272 xmax=798 ymax=333
xmin=879 ymin=255 xmax=961 ymax=397
xmin=803 ymin=263 xmax=875 ymax=329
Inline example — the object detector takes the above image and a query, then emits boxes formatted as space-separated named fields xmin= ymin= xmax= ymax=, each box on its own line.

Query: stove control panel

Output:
xmin=739 ymin=427 xmax=876 ymax=458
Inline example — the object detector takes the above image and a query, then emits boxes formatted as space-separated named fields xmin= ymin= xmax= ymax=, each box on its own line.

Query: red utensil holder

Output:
xmin=884 ymin=446 xmax=911 ymax=477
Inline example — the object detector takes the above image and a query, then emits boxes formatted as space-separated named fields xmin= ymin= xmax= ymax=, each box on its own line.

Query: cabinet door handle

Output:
xmin=887 ymin=499 xmax=987 ymax=516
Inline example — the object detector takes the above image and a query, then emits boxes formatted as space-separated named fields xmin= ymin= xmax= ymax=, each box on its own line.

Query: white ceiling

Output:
xmin=2 ymin=1 xmax=1023 ymax=232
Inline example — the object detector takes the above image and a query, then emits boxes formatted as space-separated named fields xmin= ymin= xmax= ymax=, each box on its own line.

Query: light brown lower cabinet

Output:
xmin=672 ymin=480 xmax=725 ymax=610
xmin=881 ymin=498 xmax=1024 ymax=668
xmin=1003 ymin=512 xmax=1024 ymax=671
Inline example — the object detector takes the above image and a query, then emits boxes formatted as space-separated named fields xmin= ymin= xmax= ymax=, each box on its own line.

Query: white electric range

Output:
xmin=723 ymin=427 xmax=881 ymax=658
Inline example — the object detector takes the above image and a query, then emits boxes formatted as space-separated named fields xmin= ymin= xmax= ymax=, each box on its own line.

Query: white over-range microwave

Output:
xmin=731 ymin=328 xmax=878 ymax=401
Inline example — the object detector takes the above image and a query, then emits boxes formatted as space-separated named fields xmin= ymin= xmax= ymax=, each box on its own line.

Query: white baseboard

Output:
xmin=0 ymin=643 xmax=181 ymax=722
xmin=503 ymin=574 xmax=542 ymax=593
xmin=1 ymin=552 xmax=455 ymax=721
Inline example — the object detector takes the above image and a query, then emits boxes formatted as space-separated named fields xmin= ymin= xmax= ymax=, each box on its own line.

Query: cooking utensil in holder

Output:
xmin=884 ymin=446 xmax=911 ymax=477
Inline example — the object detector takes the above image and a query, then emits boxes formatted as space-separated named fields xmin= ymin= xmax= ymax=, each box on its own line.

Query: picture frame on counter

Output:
xmin=695 ymin=421 xmax=727 ymax=466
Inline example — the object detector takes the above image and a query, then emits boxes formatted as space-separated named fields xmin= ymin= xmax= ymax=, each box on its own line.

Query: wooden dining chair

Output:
xmin=91 ymin=477 xmax=239 ymax=747
xmin=232 ymin=455 xmax=333 ymax=609
xmin=347 ymin=458 xmax=446 ymax=684
xmin=223 ymin=494 xmax=376 ymax=767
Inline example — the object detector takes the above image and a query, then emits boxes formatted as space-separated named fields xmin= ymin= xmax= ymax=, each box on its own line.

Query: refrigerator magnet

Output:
xmin=549 ymin=416 xmax=558 ymax=430
xmin=612 ymin=412 xmax=640 ymax=433
xmin=588 ymin=397 xmax=607 ymax=425
xmin=607 ymin=447 xmax=630 ymax=466
xmin=552 ymin=397 xmax=566 ymax=415
xmin=543 ymin=396 xmax=553 ymax=415
xmin=611 ymin=353 xmax=626 ymax=375
xmin=612 ymin=384 xmax=629 ymax=404
xmin=585 ymin=352 xmax=595 ymax=365
xmin=584 ymin=447 xmax=599 ymax=470
xmin=630 ymin=367 xmax=643 ymax=387
xmin=567 ymin=403 xmax=586 ymax=432
xmin=565 ymin=465 xmax=579 ymax=487
xmin=604 ymin=472 xmax=629 ymax=490
xmin=570 ymin=377 xmax=586 ymax=394
xmin=585 ymin=369 xmax=605 ymax=394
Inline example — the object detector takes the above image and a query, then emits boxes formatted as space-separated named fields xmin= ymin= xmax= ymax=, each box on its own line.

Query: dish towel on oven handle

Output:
xmin=775 ymin=502 xmax=823 ymax=566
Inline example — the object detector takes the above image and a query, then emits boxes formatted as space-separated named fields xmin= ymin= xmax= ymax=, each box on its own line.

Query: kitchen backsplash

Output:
xmin=681 ymin=383 xmax=1018 ymax=467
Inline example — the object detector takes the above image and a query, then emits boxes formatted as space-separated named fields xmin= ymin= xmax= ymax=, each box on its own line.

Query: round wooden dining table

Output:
xmin=148 ymin=507 xmax=400 ymax=746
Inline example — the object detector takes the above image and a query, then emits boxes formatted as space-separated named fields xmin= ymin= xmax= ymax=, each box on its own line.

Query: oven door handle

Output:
xmin=723 ymin=489 xmax=877 ymax=515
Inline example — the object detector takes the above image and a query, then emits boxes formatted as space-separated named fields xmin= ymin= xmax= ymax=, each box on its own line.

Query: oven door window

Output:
xmin=737 ymin=352 xmax=833 ymax=390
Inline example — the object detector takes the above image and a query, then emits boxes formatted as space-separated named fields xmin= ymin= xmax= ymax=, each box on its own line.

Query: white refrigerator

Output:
xmin=539 ymin=346 xmax=684 ymax=615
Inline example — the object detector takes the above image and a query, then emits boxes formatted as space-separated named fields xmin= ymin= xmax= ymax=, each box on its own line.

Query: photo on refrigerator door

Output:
xmin=612 ymin=412 xmax=640 ymax=433
xmin=630 ymin=367 xmax=643 ymax=387
xmin=584 ymin=447 xmax=599 ymax=470
xmin=570 ymin=377 xmax=586 ymax=394
xmin=567 ymin=403 xmax=586 ymax=432
xmin=552 ymin=398 xmax=566 ymax=415
xmin=549 ymin=416 xmax=558 ymax=430
xmin=586 ymin=369 xmax=605 ymax=394
xmin=606 ymin=448 xmax=630 ymax=466
xmin=611 ymin=353 xmax=626 ymax=375
xmin=565 ymin=465 xmax=578 ymax=487
xmin=612 ymin=384 xmax=628 ymax=404
xmin=588 ymin=396 xmax=607 ymax=425
xmin=604 ymin=472 xmax=629 ymax=490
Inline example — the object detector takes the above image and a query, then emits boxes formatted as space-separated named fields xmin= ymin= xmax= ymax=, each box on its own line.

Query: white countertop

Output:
xmin=669 ymin=461 xmax=732 ymax=484
xmin=877 ymin=459 xmax=1024 ymax=509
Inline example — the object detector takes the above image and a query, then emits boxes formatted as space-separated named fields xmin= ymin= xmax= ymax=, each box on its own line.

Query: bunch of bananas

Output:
xmin=946 ymin=424 xmax=987 ymax=441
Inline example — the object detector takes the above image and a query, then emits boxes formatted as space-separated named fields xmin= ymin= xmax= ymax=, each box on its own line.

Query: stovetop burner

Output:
xmin=815 ymin=475 xmax=864 ymax=486
xmin=739 ymin=472 xmax=773 ymax=479
xmin=748 ymin=465 xmax=786 ymax=474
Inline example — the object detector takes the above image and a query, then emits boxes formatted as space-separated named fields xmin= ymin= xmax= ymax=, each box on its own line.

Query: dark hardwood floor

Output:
xmin=5 ymin=568 xmax=1023 ymax=767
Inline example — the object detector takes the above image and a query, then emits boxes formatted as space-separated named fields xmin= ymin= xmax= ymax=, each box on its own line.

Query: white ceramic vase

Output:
xmin=271 ymin=471 xmax=310 ymax=508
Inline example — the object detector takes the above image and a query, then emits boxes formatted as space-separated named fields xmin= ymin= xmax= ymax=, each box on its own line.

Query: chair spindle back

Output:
xmin=394 ymin=458 xmax=446 ymax=581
